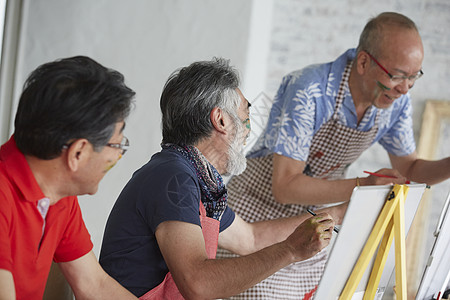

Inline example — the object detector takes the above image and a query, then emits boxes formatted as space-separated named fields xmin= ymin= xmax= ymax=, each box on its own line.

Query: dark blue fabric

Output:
xmin=161 ymin=143 xmax=228 ymax=220
xmin=99 ymin=148 xmax=235 ymax=297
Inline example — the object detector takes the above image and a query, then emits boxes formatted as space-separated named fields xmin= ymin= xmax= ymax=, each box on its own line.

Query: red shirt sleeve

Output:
xmin=0 ymin=189 xmax=13 ymax=272
xmin=53 ymin=197 xmax=93 ymax=263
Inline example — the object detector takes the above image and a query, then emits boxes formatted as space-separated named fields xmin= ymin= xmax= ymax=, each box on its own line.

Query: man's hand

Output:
xmin=285 ymin=213 xmax=335 ymax=261
xmin=318 ymin=202 xmax=348 ymax=225
xmin=360 ymin=168 xmax=408 ymax=186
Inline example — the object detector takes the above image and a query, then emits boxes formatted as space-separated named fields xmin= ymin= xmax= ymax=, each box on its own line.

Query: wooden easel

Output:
xmin=339 ymin=184 xmax=410 ymax=300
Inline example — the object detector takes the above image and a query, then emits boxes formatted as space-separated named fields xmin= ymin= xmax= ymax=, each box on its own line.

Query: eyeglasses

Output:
xmin=106 ymin=136 xmax=129 ymax=155
xmin=62 ymin=135 xmax=129 ymax=155
xmin=365 ymin=51 xmax=423 ymax=84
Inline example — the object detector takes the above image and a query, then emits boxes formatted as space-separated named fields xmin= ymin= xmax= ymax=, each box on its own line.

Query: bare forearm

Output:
xmin=250 ymin=215 xmax=309 ymax=252
xmin=273 ymin=174 xmax=357 ymax=205
xmin=185 ymin=242 xmax=295 ymax=299
xmin=272 ymin=154 xmax=357 ymax=204
xmin=250 ymin=205 xmax=345 ymax=253
xmin=59 ymin=252 xmax=137 ymax=300
xmin=0 ymin=270 xmax=15 ymax=300
xmin=406 ymin=157 xmax=450 ymax=185
xmin=72 ymin=274 xmax=137 ymax=300
xmin=96 ymin=276 xmax=137 ymax=299
xmin=189 ymin=213 xmax=334 ymax=299
xmin=273 ymin=163 xmax=410 ymax=205
xmin=225 ymin=204 xmax=345 ymax=257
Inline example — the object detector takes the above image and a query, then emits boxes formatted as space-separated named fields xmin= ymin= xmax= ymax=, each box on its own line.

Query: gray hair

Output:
xmin=160 ymin=57 xmax=241 ymax=145
xmin=356 ymin=12 xmax=419 ymax=59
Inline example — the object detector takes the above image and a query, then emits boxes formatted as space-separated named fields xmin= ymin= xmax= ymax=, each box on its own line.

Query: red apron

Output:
xmin=139 ymin=202 xmax=220 ymax=300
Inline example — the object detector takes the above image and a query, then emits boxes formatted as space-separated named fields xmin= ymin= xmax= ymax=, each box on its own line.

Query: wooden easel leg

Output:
xmin=363 ymin=218 xmax=394 ymax=300
xmin=394 ymin=186 xmax=408 ymax=300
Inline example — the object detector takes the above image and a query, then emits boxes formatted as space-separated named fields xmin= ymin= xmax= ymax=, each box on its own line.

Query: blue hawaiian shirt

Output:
xmin=248 ymin=49 xmax=416 ymax=161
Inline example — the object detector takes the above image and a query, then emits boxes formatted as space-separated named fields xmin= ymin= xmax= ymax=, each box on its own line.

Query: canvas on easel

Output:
xmin=314 ymin=183 xmax=427 ymax=300
xmin=416 ymin=191 xmax=450 ymax=300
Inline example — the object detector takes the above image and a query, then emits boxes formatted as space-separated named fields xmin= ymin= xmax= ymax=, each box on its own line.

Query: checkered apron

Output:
xmin=217 ymin=62 xmax=380 ymax=299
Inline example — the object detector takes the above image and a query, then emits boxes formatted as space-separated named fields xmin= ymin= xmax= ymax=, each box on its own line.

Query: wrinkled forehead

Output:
xmin=378 ymin=28 xmax=424 ymax=73
xmin=378 ymin=27 xmax=423 ymax=59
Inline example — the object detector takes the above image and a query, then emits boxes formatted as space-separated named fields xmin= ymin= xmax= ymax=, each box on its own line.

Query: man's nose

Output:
xmin=395 ymin=79 xmax=412 ymax=95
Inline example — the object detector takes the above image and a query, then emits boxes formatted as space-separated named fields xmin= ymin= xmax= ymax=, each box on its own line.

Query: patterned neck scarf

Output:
xmin=161 ymin=143 xmax=228 ymax=220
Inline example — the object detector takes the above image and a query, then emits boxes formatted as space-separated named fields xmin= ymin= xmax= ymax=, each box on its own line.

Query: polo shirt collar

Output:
xmin=0 ymin=136 xmax=45 ymax=203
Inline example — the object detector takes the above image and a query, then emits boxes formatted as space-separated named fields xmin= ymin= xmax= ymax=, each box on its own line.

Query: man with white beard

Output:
xmin=99 ymin=58 xmax=346 ymax=299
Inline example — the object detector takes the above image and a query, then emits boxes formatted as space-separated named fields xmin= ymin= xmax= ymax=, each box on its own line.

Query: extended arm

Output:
xmin=220 ymin=203 xmax=346 ymax=256
xmin=272 ymin=153 xmax=408 ymax=205
xmin=0 ymin=269 xmax=15 ymax=299
xmin=58 ymin=251 xmax=137 ymax=300
xmin=389 ymin=152 xmax=450 ymax=185
xmin=155 ymin=213 xmax=334 ymax=300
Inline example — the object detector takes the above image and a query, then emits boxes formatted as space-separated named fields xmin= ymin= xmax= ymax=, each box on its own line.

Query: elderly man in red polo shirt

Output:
xmin=0 ymin=56 xmax=137 ymax=299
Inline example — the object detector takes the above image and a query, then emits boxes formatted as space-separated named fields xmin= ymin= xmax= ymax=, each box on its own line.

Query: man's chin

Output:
xmin=233 ymin=163 xmax=247 ymax=176
xmin=375 ymin=95 xmax=396 ymax=109
xmin=84 ymin=187 xmax=99 ymax=196
xmin=225 ymin=160 xmax=247 ymax=177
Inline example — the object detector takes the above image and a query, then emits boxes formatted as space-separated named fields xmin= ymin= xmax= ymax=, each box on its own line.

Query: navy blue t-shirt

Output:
xmin=99 ymin=148 xmax=235 ymax=297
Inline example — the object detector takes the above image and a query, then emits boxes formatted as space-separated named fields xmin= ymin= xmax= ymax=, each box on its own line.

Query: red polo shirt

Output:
xmin=0 ymin=136 xmax=93 ymax=299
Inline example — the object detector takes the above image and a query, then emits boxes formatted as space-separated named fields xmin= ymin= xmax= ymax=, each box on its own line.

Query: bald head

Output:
xmin=356 ymin=12 xmax=421 ymax=59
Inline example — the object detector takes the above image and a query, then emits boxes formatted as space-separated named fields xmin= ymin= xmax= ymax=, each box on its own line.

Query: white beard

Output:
xmin=224 ymin=119 xmax=247 ymax=176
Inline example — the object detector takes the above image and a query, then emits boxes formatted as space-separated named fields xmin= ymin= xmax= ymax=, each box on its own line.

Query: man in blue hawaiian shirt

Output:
xmin=217 ymin=12 xmax=450 ymax=299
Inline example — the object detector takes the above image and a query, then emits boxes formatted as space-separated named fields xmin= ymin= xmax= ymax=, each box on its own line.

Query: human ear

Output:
xmin=66 ymin=139 xmax=90 ymax=172
xmin=210 ymin=107 xmax=228 ymax=134
xmin=356 ymin=51 xmax=370 ymax=75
